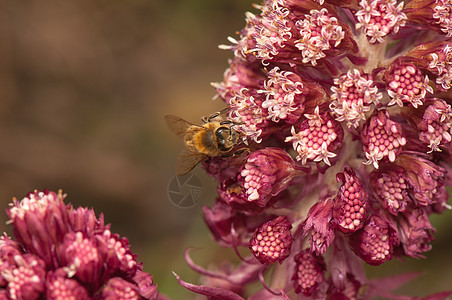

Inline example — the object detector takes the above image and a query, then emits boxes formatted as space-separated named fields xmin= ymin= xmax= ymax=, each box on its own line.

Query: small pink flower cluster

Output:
xmin=177 ymin=0 xmax=452 ymax=298
xmin=0 ymin=190 xmax=159 ymax=300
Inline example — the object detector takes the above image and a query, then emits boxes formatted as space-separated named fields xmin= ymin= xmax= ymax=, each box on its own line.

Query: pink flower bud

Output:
xmin=395 ymin=208 xmax=435 ymax=258
xmin=239 ymin=148 xmax=296 ymax=207
xmin=361 ymin=110 xmax=406 ymax=169
xmin=249 ymin=216 xmax=293 ymax=264
xmin=292 ymin=249 xmax=326 ymax=296
xmin=370 ymin=165 xmax=412 ymax=215
xmin=46 ymin=270 xmax=90 ymax=300
xmin=302 ymin=196 xmax=335 ymax=254
xmin=333 ymin=167 xmax=369 ymax=233
xmin=349 ymin=215 xmax=399 ymax=266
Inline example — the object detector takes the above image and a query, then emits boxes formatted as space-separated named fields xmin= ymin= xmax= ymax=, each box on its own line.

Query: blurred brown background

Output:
xmin=0 ymin=1 xmax=450 ymax=299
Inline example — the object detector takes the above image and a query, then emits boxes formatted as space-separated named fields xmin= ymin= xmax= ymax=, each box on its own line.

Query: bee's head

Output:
xmin=215 ymin=126 xmax=239 ymax=152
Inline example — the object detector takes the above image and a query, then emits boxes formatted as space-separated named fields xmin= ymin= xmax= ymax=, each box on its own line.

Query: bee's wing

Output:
xmin=164 ymin=115 xmax=197 ymax=137
xmin=176 ymin=148 xmax=207 ymax=175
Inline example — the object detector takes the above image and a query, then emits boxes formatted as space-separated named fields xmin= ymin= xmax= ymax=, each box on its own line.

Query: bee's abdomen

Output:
xmin=184 ymin=127 xmax=218 ymax=156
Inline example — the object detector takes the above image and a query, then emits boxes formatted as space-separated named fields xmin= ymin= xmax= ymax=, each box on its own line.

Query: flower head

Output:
xmin=405 ymin=0 xmax=452 ymax=37
xmin=1 ymin=254 xmax=46 ymax=300
xmin=395 ymin=153 xmax=447 ymax=208
xmin=355 ymin=0 xmax=407 ymax=43
xmin=416 ymin=99 xmax=452 ymax=152
xmin=395 ymin=208 xmax=435 ymax=258
xmin=60 ymin=231 xmax=103 ymax=291
xmin=6 ymin=190 xmax=69 ymax=269
xmin=385 ymin=61 xmax=433 ymax=108
xmin=330 ymin=69 xmax=382 ymax=128
xmin=46 ymin=270 xmax=91 ymax=300
xmin=286 ymin=106 xmax=343 ymax=166
xmin=407 ymin=41 xmax=452 ymax=90
xmin=370 ymin=165 xmax=412 ymax=215
xmin=260 ymin=67 xmax=317 ymax=123
xmin=0 ymin=190 xmax=159 ymax=300
xmin=294 ymin=8 xmax=346 ymax=65
xmin=98 ymin=278 xmax=143 ymax=300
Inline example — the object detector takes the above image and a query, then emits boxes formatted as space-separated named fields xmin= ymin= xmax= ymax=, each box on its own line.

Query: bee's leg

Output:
xmin=221 ymin=147 xmax=250 ymax=158
xmin=201 ymin=115 xmax=211 ymax=123
xmin=202 ymin=107 xmax=231 ymax=123
xmin=233 ymin=148 xmax=250 ymax=156
xmin=216 ymin=106 xmax=230 ymax=115
xmin=219 ymin=120 xmax=242 ymax=126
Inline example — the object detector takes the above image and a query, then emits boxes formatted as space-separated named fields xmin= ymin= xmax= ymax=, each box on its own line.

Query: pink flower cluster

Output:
xmin=177 ymin=0 xmax=452 ymax=298
xmin=0 ymin=190 xmax=159 ymax=300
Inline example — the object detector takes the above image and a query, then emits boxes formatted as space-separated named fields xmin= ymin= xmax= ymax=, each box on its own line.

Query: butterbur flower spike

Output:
xmin=177 ymin=0 xmax=452 ymax=298
xmin=0 ymin=190 xmax=160 ymax=300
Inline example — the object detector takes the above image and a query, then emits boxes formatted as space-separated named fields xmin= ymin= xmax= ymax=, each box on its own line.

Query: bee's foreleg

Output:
xmin=202 ymin=107 xmax=231 ymax=123
xmin=219 ymin=120 xmax=243 ymax=126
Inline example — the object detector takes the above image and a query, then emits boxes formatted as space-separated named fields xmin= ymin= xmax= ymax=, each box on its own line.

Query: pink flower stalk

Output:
xmin=176 ymin=0 xmax=452 ymax=298
xmin=1 ymin=190 xmax=160 ymax=300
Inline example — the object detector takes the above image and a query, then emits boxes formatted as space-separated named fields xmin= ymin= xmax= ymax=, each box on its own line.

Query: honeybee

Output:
xmin=165 ymin=112 xmax=247 ymax=175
